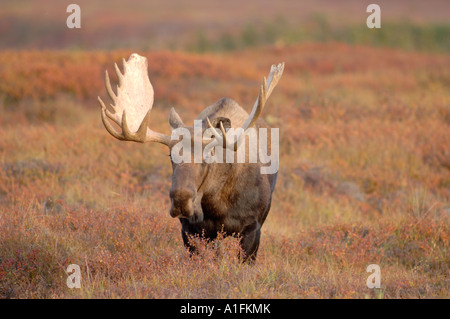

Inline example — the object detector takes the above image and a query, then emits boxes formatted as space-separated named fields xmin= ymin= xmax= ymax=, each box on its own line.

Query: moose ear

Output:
xmin=169 ymin=107 xmax=185 ymax=130
xmin=210 ymin=117 xmax=231 ymax=129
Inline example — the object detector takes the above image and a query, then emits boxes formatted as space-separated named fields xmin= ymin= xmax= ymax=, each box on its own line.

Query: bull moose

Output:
xmin=98 ymin=54 xmax=284 ymax=262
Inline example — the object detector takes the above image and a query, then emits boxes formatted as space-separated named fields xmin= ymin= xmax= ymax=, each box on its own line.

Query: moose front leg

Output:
xmin=181 ymin=227 xmax=196 ymax=255
xmin=180 ymin=220 xmax=203 ymax=256
xmin=240 ymin=220 xmax=261 ymax=263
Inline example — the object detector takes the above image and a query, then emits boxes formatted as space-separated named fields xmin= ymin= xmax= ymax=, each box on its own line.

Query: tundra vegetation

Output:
xmin=0 ymin=0 xmax=449 ymax=299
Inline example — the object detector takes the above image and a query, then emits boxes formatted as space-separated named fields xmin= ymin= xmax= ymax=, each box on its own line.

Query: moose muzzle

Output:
xmin=169 ymin=188 xmax=195 ymax=218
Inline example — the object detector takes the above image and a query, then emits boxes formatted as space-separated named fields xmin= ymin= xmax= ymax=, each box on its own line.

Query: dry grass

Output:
xmin=0 ymin=43 xmax=449 ymax=298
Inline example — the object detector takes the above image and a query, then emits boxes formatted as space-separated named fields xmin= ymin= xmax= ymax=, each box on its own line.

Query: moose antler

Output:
xmin=207 ymin=62 xmax=284 ymax=150
xmin=98 ymin=53 xmax=171 ymax=146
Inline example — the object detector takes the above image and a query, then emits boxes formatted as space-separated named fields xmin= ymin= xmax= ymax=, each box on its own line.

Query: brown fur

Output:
xmin=169 ymin=97 xmax=277 ymax=262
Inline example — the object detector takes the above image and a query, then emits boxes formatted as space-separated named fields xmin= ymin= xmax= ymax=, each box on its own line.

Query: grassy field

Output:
xmin=0 ymin=43 xmax=449 ymax=298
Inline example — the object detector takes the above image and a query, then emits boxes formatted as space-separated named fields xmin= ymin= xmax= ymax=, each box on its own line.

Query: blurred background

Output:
xmin=1 ymin=0 xmax=449 ymax=52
